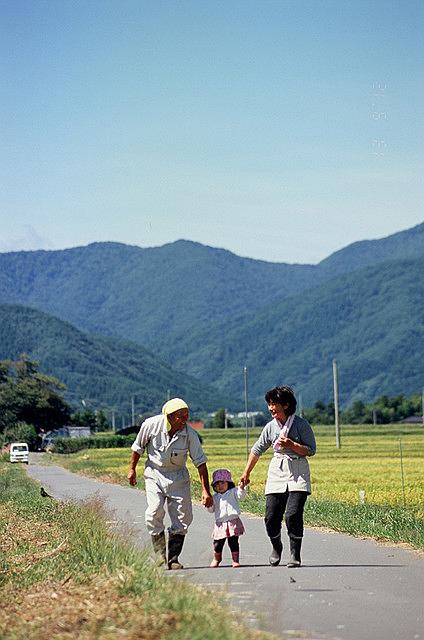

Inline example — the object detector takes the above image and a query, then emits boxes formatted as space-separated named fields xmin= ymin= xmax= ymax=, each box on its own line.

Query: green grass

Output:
xmin=0 ymin=458 xmax=277 ymax=640
xmin=50 ymin=424 xmax=424 ymax=550
xmin=304 ymin=499 xmax=424 ymax=547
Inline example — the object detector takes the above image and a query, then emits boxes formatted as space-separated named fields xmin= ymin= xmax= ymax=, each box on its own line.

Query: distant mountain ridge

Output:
xmin=319 ymin=222 xmax=424 ymax=275
xmin=0 ymin=221 xmax=423 ymax=408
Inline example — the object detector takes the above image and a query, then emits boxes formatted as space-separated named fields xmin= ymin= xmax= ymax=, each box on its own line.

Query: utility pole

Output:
xmin=422 ymin=388 xmax=424 ymax=425
xmin=333 ymin=359 xmax=341 ymax=449
xmin=224 ymin=408 xmax=228 ymax=430
xmin=244 ymin=366 xmax=249 ymax=459
xmin=131 ymin=395 xmax=135 ymax=425
xmin=298 ymin=392 xmax=303 ymax=417
xmin=111 ymin=409 xmax=116 ymax=432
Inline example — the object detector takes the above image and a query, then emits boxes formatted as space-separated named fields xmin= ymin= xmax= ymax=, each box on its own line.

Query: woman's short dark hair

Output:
xmin=264 ymin=386 xmax=297 ymax=415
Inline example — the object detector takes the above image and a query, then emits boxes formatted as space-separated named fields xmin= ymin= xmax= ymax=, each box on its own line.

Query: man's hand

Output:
xmin=239 ymin=473 xmax=250 ymax=489
xmin=128 ymin=451 xmax=140 ymax=485
xmin=201 ymin=490 xmax=213 ymax=508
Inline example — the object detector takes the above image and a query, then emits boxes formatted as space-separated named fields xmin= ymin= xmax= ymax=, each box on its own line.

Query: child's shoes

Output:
xmin=231 ymin=551 xmax=240 ymax=568
xmin=210 ymin=552 xmax=222 ymax=568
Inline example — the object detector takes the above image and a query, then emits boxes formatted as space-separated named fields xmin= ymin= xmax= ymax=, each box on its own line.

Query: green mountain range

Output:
xmin=0 ymin=304 xmax=228 ymax=418
xmin=0 ymin=221 xmax=423 ymax=409
xmin=169 ymin=255 xmax=424 ymax=406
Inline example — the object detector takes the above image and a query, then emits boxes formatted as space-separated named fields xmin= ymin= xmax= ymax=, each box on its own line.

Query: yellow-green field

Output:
xmin=53 ymin=424 xmax=424 ymax=515
xmin=50 ymin=424 xmax=424 ymax=548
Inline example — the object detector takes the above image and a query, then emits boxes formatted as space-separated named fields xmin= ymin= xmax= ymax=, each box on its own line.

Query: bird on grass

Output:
xmin=40 ymin=487 xmax=53 ymax=498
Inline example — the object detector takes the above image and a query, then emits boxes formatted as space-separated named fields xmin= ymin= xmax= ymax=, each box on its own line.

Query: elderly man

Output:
xmin=128 ymin=397 xmax=212 ymax=569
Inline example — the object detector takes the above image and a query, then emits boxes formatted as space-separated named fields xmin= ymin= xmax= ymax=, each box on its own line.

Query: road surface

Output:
xmin=27 ymin=456 xmax=423 ymax=640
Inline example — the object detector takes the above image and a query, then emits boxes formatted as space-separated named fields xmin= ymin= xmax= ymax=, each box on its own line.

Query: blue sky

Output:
xmin=1 ymin=0 xmax=423 ymax=263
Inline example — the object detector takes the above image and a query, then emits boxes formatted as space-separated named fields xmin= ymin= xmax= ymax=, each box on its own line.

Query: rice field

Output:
xmin=54 ymin=424 xmax=424 ymax=516
xmin=50 ymin=423 xmax=424 ymax=547
xmin=200 ymin=425 xmax=424 ymax=514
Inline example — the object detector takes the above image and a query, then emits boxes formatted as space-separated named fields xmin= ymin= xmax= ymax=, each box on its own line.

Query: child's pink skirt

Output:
xmin=212 ymin=517 xmax=245 ymax=539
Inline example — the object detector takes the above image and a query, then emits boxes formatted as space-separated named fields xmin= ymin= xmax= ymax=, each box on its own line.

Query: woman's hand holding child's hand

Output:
xmin=239 ymin=474 xmax=250 ymax=488
xmin=202 ymin=490 xmax=213 ymax=508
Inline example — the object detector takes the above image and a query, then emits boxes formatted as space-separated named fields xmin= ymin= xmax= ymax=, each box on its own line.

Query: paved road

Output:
xmin=27 ymin=457 xmax=423 ymax=640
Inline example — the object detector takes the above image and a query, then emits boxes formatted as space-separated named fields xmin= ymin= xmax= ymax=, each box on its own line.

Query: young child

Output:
xmin=207 ymin=468 xmax=246 ymax=568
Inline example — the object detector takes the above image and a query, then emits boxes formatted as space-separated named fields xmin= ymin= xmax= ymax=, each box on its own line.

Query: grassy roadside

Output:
xmin=0 ymin=459 xmax=277 ymax=640
xmin=240 ymin=490 xmax=424 ymax=550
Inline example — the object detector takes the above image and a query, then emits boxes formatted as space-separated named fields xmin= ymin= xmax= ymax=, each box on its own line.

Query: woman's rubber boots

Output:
xmin=167 ymin=533 xmax=185 ymax=570
xmin=287 ymin=536 xmax=302 ymax=567
xmin=269 ymin=535 xmax=283 ymax=566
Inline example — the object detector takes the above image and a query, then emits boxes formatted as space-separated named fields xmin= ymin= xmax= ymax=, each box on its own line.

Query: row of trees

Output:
xmin=211 ymin=393 xmax=422 ymax=427
xmin=0 ymin=355 xmax=71 ymax=447
xmin=303 ymin=394 xmax=422 ymax=424
xmin=1 ymin=356 xmax=422 ymax=446
xmin=0 ymin=355 xmax=111 ymax=447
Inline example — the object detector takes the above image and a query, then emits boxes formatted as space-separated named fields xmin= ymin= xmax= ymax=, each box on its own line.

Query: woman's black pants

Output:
xmin=265 ymin=490 xmax=308 ymax=539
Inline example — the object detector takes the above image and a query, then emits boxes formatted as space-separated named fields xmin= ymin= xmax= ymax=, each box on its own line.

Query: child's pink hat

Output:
xmin=212 ymin=468 xmax=233 ymax=485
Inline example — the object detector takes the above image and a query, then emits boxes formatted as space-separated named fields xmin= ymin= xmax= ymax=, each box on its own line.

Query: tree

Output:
xmin=254 ymin=412 xmax=267 ymax=426
xmin=342 ymin=400 xmax=372 ymax=424
xmin=70 ymin=408 xmax=110 ymax=432
xmin=70 ymin=409 xmax=96 ymax=429
xmin=95 ymin=409 xmax=110 ymax=432
xmin=1 ymin=422 xmax=38 ymax=448
xmin=211 ymin=408 xmax=233 ymax=429
xmin=0 ymin=355 xmax=71 ymax=434
xmin=304 ymin=401 xmax=335 ymax=424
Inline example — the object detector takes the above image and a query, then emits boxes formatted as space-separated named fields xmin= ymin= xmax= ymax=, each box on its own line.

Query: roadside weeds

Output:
xmin=0 ymin=460 xmax=278 ymax=640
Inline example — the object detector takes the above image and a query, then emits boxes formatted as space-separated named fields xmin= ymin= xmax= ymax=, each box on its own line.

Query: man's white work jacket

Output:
xmin=131 ymin=414 xmax=207 ymax=484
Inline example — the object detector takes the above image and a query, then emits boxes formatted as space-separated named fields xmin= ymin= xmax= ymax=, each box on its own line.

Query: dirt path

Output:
xmin=28 ymin=457 xmax=423 ymax=640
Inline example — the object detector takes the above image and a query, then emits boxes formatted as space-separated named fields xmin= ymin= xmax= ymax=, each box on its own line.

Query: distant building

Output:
xmin=116 ymin=425 xmax=139 ymax=436
xmin=400 ymin=416 xmax=423 ymax=424
xmin=236 ymin=411 xmax=264 ymax=418
xmin=41 ymin=425 xmax=92 ymax=450
xmin=64 ymin=426 xmax=92 ymax=437
xmin=189 ymin=420 xmax=205 ymax=430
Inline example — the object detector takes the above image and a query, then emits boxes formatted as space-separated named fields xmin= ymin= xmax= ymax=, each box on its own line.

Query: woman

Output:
xmin=240 ymin=386 xmax=316 ymax=567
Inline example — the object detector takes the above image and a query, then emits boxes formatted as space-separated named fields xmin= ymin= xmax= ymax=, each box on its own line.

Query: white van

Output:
xmin=10 ymin=442 xmax=29 ymax=464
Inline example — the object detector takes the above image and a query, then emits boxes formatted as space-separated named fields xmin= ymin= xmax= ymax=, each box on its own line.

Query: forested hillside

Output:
xmin=169 ymin=255 xmax=424 ymax=406
xmin=0 ymin=240 xmax=316 ymax=351
xmin=0 ymin=223 xmax=423 ymax=359
xmin=0 ymin=222 xmax=423 ymax=408
xmin=0 ymin=305 xmax=228 ymax=416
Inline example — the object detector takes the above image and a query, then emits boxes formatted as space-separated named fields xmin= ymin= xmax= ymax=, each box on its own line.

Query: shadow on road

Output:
xmin=182 ymin=562 xmax=405 ymax=571
xmin=301 ymin=563 xmax=405 ymax=568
